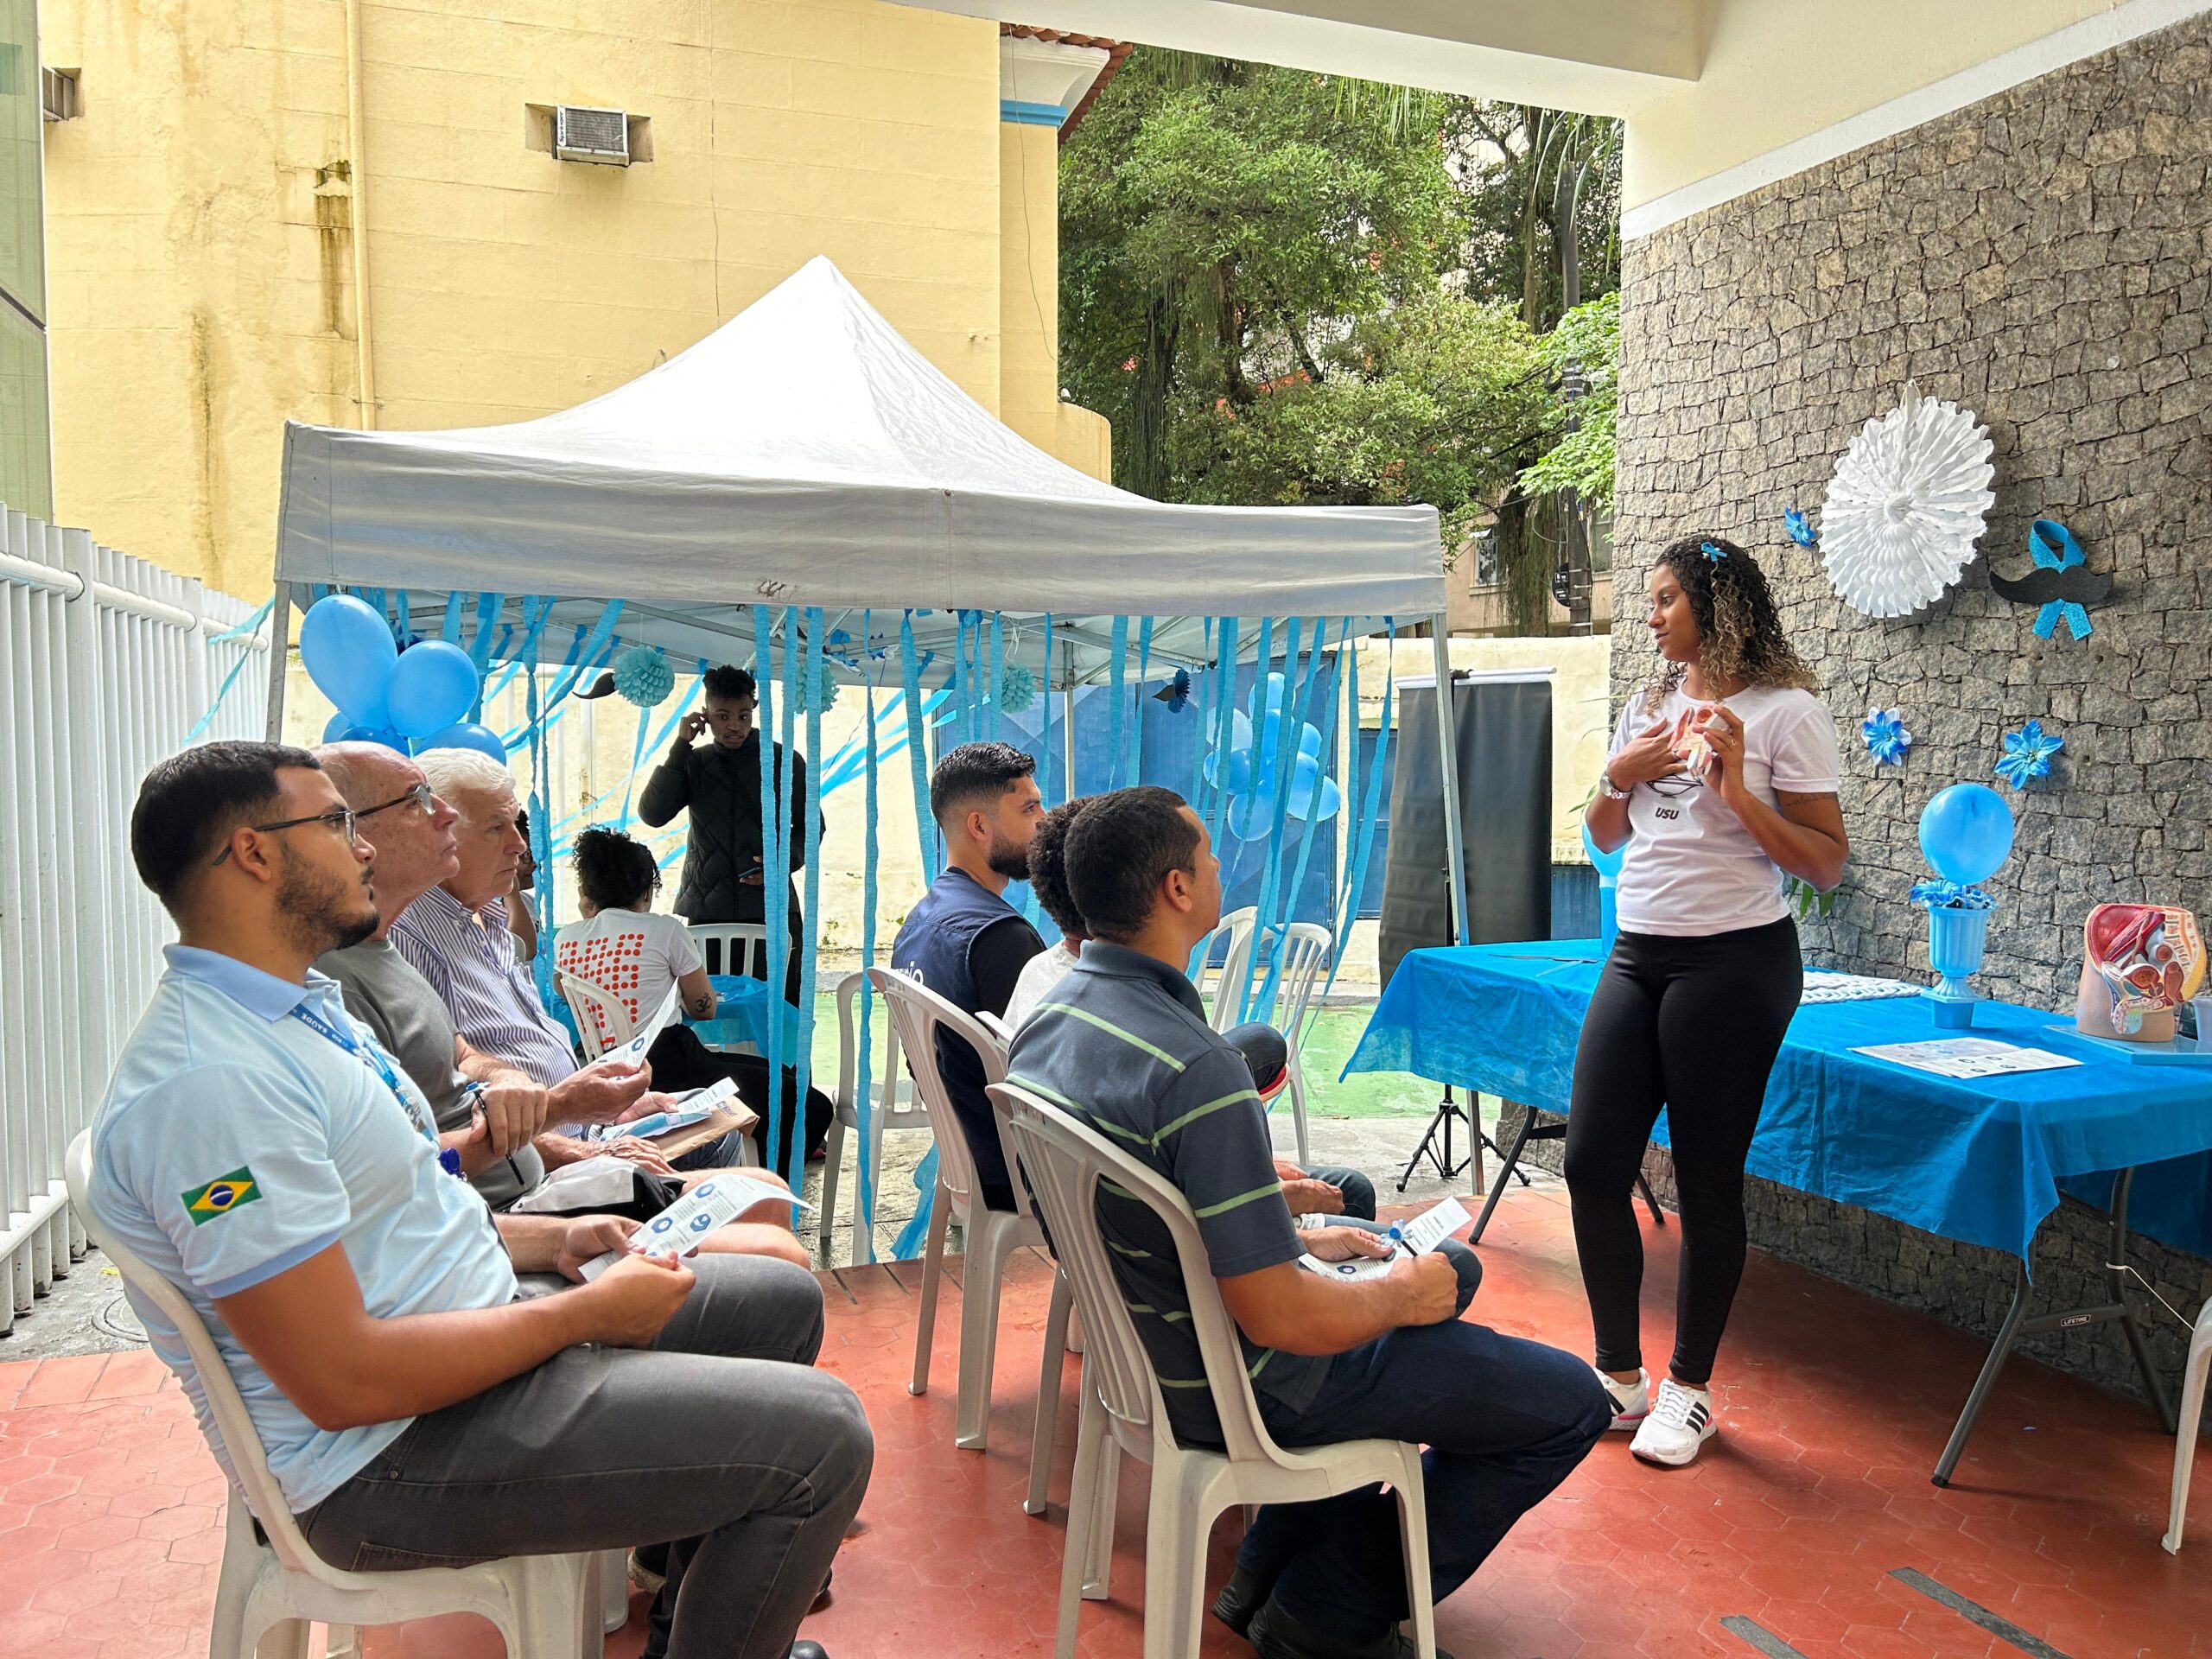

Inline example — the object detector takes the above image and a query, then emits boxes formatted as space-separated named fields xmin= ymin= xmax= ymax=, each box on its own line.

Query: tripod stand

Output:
xmin=1396 ymin=1081 xmax=1525 ymax=1192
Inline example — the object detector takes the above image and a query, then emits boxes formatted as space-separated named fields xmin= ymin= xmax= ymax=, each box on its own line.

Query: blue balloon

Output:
xmin=386 ymin=640 xmax=481 ymax=738
xmin=1286 ymin=753 xmax=1341 ymax=822
xmin=322 ymin=710 xmax=353 ymax=742
xmin=299 ymin=594 xmax=398 ymax=728
xmin=333 ymin=724 xmax=408 ymax=750
xmin=1919 ymin=782 xmax=2015 ymax=886
xmin=1297 ymin=723 xmax=1324 ymax=763
xmin=1582 ymin=821 xmax=1625 ymax=880
xmin=420 ymin=721 xmax=507 ymax=760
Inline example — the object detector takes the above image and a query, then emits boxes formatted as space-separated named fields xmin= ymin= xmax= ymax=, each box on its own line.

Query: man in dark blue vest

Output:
xmin=891 ymin=742 xmax=1046 ymax=1211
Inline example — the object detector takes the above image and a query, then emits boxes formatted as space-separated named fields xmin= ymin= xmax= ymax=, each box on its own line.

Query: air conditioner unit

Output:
xmin=42 ymin=67 xmax=79 ymax=122
xmin=554 ymin=105 xmax=629 ymax=166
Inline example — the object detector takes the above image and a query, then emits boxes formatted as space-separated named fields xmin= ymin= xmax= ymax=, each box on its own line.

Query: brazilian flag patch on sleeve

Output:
xmin=182 ymin=1168 xmax=262 ymax=1225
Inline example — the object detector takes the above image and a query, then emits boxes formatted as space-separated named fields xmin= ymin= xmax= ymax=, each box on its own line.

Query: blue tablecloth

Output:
xmin=1346 ymin=942 xmax=2212 ymax=1262
xmin=689 ymin=975 xmax=806 ymax=1058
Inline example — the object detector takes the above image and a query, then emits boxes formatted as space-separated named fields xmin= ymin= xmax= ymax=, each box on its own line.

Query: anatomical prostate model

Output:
xmin=2076 ymin=903 xmax=2206 ymax=1041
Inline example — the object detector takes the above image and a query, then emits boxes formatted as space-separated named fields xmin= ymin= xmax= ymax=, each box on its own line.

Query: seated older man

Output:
xmin=315 ymin=741 xmax=804 ymax=1267
xmin=391 ymin=747 xmax=750 ymax=1175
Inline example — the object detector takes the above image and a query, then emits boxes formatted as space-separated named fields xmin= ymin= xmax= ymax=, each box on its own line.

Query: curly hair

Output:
xmin=1639 ymin=535 xmax=1815 ymax=715
xmin=574 ymin=825 xmax=660 ymax=912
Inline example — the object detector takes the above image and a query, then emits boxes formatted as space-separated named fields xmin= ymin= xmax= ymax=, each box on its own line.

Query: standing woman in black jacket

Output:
xmin=637 ymin=664 xmax=819 ymax=1001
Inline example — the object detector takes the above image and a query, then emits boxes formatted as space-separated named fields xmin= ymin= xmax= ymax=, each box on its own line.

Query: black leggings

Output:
xmin=1564 ymin=918 xmax=1800 ymax=1385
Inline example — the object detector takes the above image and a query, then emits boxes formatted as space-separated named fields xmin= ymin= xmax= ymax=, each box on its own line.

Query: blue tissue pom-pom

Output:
xmin=998 ymin=664 xmax=1037 ymax=715
xmin=613 ymin=645 xmax=676 ymax=709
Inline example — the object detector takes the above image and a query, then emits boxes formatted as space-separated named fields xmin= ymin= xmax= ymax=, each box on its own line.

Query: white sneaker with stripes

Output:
xmin=1630 ymin=1377 xmax=1716 ymax=1466
xmin=1597 ymin=1366 xmax=1649 ymax=1432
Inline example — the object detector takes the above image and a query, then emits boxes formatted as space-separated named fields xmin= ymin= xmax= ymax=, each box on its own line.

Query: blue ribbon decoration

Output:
xmin=857 ymin=610 xmax=881 ymax=1244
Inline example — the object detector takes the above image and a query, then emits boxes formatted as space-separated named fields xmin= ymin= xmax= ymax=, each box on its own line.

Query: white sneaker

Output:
xmin=1630 ymin=1377 xmax=1717 ymax=1466
xmin=1596 ymin=1366 xmax=1649 ymax=1432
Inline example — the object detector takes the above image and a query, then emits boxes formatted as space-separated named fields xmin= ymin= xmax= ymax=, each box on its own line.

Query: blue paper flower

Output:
xmin=612 ymin=645 xmax=675 ymax=709
xmin=1152 ymin=668 xmax=1193 ymax=713
xmin=798 ymin=660 xmax=842 ymax=715
xmin=1993 ymin=720 xmax=2063 ymax=791
xmin=1784 ymin=509 xmax=1816 ymax=549
xmin=1862 ymin=706 xmax=1911 ymax=766
xmin=996 ymin=663 xmax=1037 ymax=716
xmin=1910 ymin=879 xmax=1998 ymax=912
xmin=1700 ymin=540 xmax=1727 ymax=563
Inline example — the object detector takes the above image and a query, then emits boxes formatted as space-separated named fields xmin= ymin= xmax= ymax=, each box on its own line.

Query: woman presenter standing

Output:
xmin=1573 ymin=534 xmax=1849 ymax=1467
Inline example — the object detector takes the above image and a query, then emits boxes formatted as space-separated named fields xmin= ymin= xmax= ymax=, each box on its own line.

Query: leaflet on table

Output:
xmin=1850 ymin=1038 xmax=2081 ymax=1079
xmin=1297 ymin=1198 xmax=1471 ymax=1281
xmin=608 ymin=982 xmax=684 ymax=1069
xmin=613 ymin=1077 xmax=739 ymax=1141
xmin=578 ymin=1173 xmax=814 ymax=1281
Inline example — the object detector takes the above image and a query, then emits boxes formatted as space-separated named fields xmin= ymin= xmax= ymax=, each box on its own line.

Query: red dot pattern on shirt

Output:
xmin=555 ymin=933 xmax=647 ymax=1039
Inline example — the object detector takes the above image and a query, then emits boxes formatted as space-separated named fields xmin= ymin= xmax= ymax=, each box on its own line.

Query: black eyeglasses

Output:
xmin=359 ymin=783 xmax=436 ymax=821
xmin=210 ymin=807 xmax=360 ymax=866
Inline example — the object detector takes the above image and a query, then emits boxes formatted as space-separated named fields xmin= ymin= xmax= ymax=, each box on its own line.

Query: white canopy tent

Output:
xmin=267 ymin=256 xmax=1470 ymax=937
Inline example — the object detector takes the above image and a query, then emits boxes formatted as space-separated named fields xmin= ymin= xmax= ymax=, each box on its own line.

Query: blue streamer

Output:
xmin=1242 ymin=617 xmax=1307 ymax=1024
xmin=857 ymin=611 xmax=881 ymax=1242
xmin=439 ymin=592 xmax=465 ymax=644
xmin=1257 ymin=619 xmax=1342 ymax=1027
xmin=1104 ymin=616 xmax=1129 ymax=790
xmin=1317 ymin=632 xmax=1395 ymax=1021
xmin=1040 ymin=613 xmax=1057 ymax=803
xmin=901 ymin=612 xmax=937 ymax=881
xmin=789 ymin=609 xmax=825 ymax=1211
xmin=185 ymin=596 xmax=277 ymax=742
xmin=988 ymin=612 xmax=1006 ymax=743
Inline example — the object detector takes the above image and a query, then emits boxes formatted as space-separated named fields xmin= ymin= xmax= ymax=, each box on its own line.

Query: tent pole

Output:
xmin=264 ymin=582 xmax=294 ymax=741
xmin=1428 ymin=621 xmax=1469 ymax=944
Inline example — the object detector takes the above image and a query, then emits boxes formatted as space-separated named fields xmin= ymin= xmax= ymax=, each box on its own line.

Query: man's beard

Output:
xmin=986 ymin=834 xmax=1033 ymax=883
xmin=276 ymin=847 xmax=379 ymax=956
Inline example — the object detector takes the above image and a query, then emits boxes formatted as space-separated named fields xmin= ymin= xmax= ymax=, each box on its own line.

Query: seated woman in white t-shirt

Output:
xmin=555 ymin=828 xmax=832 ymax=1171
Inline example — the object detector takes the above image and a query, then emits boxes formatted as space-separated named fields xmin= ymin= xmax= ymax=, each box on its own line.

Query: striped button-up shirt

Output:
xmin=1005 ymin=942 xmax=1323 ymax=1448
xmin=389 ymin=887 xmax=578 ymax=1090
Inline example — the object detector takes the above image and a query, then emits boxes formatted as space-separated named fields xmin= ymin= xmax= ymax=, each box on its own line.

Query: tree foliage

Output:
xmin=1060 ymin=54 xmax=1623 ymax=629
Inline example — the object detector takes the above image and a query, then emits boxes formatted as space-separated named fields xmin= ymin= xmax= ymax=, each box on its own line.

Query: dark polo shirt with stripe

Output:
xmin=1005 ymin=941 xmax=1323 ymax=1446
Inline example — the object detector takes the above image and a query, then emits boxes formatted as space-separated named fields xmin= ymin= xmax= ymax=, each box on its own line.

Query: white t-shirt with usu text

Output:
xmin=1606 ymin=683 xmax=1840 ymax=938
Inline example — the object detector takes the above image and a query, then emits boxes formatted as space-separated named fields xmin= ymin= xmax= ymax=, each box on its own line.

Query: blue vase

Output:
xmin=1927 ymin=906 xmax=1990 ymax=1028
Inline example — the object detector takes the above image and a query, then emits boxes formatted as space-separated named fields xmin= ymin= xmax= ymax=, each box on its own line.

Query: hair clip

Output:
xmin=1700 ymin=540 xmax=1727 ymax=563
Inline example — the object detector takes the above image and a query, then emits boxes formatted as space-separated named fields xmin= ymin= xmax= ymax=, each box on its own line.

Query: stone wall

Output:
xmin=1606 ymin=15 xmax=2212 ymax=1398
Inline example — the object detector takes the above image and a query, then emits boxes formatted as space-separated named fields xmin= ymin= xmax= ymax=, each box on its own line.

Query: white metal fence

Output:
xmin=0 ymin=504 xmax=270 ymax=1330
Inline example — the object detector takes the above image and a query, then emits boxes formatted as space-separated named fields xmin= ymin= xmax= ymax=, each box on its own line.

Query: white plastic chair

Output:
xmin=63 ymin=1132 xmax=620 ymax=1659
xmin=868 ymin=968 xmax=1073 ymax=1513
xmin=991 ymin=1082 xmax=1434 ymax=1659
xmin=558 ymin=970 xmax=632 ymax=1062
xmin=820 ymin=971 xmax=932 ymax=1267
xmin=1201 ymin=907 xmax=1258 ymax=1033
xmin=1204 ymin=921 xmax=1332 ymax=1166
xmin=2165 ymin=1294 xmax=2212 ymax=1553
xmin=687 ymin=922 xmax=772 ymax=982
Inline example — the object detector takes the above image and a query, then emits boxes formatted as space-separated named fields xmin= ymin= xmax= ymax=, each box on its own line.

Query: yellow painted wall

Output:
xmin=1624 ymin=0 xmax=2129 ymax=209
xmin=42 ymin=0 xmax=1109 ymax=598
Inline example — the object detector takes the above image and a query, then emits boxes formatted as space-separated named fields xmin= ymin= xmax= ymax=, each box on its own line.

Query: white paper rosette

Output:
xmin=1820 ymin=382 xmax=1995 ymax=617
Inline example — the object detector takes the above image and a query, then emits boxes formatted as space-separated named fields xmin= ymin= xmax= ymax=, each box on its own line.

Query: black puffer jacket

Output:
xmin=637 ymin=734 xmax=818 ymax=924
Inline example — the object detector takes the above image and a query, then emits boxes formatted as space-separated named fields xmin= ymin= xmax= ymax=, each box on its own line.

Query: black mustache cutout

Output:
xmin=1987 ymin=563 xmax=2113 ymax=607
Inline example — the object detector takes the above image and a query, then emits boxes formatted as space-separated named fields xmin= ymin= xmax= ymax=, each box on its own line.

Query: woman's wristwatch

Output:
xmin=1597 ymin=766 xmax=1631 ymax=802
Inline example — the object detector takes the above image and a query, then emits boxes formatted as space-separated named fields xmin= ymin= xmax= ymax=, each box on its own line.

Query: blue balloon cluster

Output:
xmin=1203 ymin=672 xmax=1341 ymax=837
xmin=300 ymin=594 xmax=493 ymax=757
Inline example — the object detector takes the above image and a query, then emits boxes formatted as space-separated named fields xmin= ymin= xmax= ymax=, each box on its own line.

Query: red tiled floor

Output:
xmin=0 ymin=1185 xmax=2204 ymax=1658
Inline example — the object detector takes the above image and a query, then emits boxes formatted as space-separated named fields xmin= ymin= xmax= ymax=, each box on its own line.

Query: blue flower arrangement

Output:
xmin=612 ymin=645 xmax=676 ymax=709
xmin=997 ymin=663 xmax=1038 ymax=716
xmin=1910 ymin=879 xmax=1997 ymax=912
xmin=1993 ymin=720 xmax=2063 ymax=791
xmin=1784 ymin=509 xmax=1816 ymax=549
xmin=1862 ymin=707 xmax=1911 ymax=766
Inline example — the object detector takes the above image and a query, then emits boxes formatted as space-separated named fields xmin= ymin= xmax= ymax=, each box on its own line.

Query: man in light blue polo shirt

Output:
xmin=92 ymin=741 xmax=869 ymax=1659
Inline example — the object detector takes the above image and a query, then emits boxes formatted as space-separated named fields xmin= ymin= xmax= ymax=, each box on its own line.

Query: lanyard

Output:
xmin=290 ymin=1001 xmax=436 ymax=1145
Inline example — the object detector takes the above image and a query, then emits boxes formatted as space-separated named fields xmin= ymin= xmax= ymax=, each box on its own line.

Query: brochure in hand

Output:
xmin=579 ymin=1171 xmax=816 ymax=1281
xmin=1298 ymin=1197 xmax=1471 ymax=1282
